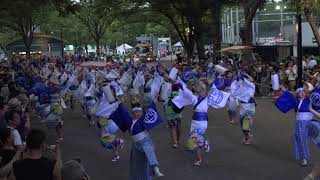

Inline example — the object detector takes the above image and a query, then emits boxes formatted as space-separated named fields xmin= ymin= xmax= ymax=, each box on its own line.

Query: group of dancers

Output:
xmin=11 ymin=59 xmax=320 ymax=180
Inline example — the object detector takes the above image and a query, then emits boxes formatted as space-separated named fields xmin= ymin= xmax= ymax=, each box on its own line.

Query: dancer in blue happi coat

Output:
xmin=277 ymin=86 xmax=314 ymax=166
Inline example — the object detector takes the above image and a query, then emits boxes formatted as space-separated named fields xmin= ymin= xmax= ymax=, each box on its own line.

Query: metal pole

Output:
xmin=296 ymin=13 xmax=303 ymax=87
xmin=230 ymin=8 xmax=234 ymax=43
xmin=223 ymin=13 xmax=226 ymax=43
xmin=227 ymin=12 xmax=230 ymax=43
xmin=236 ymin=7 xmax=239 ymax=44
xmin=252 ymin=19 xmax=255 ymax=45
xmin=256 ymin=11 xmax=259 ymax=45
xmin=170 ymin=37 xmax=173 ymax=61
xmin=281 ymin=6 xmax=284 ymax=34
xmin=222 ymin=18 xmax=225 ymax=43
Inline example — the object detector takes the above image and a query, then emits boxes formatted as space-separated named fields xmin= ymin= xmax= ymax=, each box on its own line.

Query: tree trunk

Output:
xmin=195 ymin=28 xmax=205 ymax=65
xmin=179 ymin=26 xmax=196 ymax=64
xmin=240 ymin=26 xmax=253 ymax=46
xmin=195 ymin=39 xmax=205 ymax=65
xmin=0 ymin=45 xmax=9 ymax=58
xmin=210 ymin=1 xmax=222 ymax=64
xmin=240 ymin=26 xmax=254 ymax=67
xmin=239 ymin=0 xmax=265 ymax=66
xmin=24 ymin=35 xmax=33 ymax=60
xmin=240 ymin=22 xmax=254 ymax=66
xmin=184 ymin=42 xmax=194 ymax=63
xmin=16 ymin=16 xmax=34 ymax=60
xmin=304 ymin=8 xmax=320 ymax=48
xmin=26 ymin=48 xmax=31 ymax=60
xmin=95 ymin=39 xmax=101 ymax=59
xmin=85 ymin=45 xmax=88 ymax=55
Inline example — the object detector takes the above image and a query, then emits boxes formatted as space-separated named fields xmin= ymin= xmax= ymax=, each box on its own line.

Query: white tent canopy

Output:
xmin=116 ymin=44 xmax=133 ymax=55
xmin=173 ymin=42 xmax=182 ymax=47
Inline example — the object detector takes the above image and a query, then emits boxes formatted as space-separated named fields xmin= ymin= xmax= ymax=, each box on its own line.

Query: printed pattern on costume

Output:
xmin=239 ymin=103 xmax=255 ymax=132
xmin=294 ymin=120 xmax=311 ymax=160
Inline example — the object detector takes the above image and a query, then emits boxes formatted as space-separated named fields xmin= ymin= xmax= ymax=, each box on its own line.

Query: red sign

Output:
xmin=275 ymin=35 xmax=284 ymax=42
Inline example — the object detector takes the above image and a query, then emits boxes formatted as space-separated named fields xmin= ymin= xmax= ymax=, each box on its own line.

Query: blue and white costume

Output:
xmin=276 ymin=90 xmax=319 ymax=161
xmin=109 ymin=101 xmax=162 ymax=180
xmin=230 ymin=77 xmax=256 ymax=141
xmin=173 ymin=80 xmax=210 ymax=151
xmin=75 ymin=79 xmax=88 ymax=111
xmin=294 ymin=97 xmax=313 ymax=160
xmin=45 ymin=93 xmax=65 ymax=129
xmin=239 ymin=98 xmax=256 ymax=138
xmin=65 ymin=74 xmax=79 ymax=109
xmin=228 ymin=78 xmax=238 ymax=119
xmin=212 ymin=76 xmax=237 ymax=119
xmin=83 ymin=83 xmax=96 ymax=122
xmin=95 ymin=96 xmax=123 ymax=150
xmin=96 ymin=81 xmax=125 ymax=150
xmin=129 ymin=115 xmax=160 ymax=180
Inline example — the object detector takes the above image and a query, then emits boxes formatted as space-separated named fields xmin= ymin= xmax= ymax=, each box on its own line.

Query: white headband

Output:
xmin=132 ymin=107 xmax=142 ymax=112
xmin=296 ymin=87 xmax=304 ymax=94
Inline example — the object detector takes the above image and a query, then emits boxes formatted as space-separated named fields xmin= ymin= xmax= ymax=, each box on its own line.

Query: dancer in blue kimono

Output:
xmin=109 ymin=100 xmax=164 ymax=180
xmin=277 ymin=86 xmax=313 ymax=166
xmin=130 ymin=102 xmax=164 ymax=179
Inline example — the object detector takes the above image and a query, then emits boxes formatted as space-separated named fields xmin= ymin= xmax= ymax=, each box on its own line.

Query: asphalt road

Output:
xmin=33 ymin=97 xmax=320 ymax=180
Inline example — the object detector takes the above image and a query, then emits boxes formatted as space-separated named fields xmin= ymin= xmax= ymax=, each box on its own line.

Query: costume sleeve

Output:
xmin=96 ymin=101 xmax=120 ymax=118
xmin=143 ymin=102 xmax=162 ymax=130
xmin=172 ymin=78 xmax=197 ymax=108
xmin=275 ymin=91 xmax=297 ymax=113
xmin=150 ymin=75 xmax=163 ymax=101
xmin=109 ymin=102 xmax=132 ymax=132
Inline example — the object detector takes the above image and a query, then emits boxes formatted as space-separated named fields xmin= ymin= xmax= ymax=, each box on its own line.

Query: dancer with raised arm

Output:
xmin=276 ymin=85 xmax=314 ymax=166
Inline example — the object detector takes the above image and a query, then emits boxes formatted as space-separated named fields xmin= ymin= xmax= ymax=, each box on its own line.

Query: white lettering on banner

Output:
xmin=144 ymin=108 xmax=158 ymax=124
xmin=208 ymin=88 xmax=223 ymax=105
xmin=310 ymin=92 xmax=320 ymax=107
xmin=216 ymin=78 xmax=224 ymax=87
xmin=183 ymin=71 xmax=193 ymax=81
